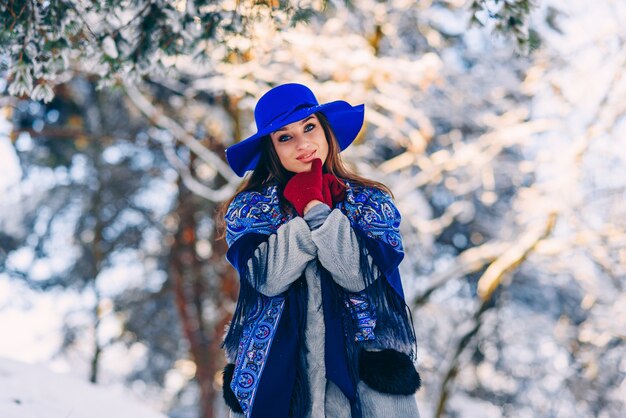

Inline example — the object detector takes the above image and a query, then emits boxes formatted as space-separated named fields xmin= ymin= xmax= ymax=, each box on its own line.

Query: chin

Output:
xmin=290 ymin=161 xmax=312 ymax=173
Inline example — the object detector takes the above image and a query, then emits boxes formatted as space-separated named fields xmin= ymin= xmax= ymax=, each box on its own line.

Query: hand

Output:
xmin=322 ymin=173 xmax=346 ymax=206
xmin=284 ymin=159 xmax=332 ymax=216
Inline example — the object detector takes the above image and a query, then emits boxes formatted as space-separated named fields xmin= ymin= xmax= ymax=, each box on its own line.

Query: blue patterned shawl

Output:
xmin=222 ymin=180 xmax=416 ymax=418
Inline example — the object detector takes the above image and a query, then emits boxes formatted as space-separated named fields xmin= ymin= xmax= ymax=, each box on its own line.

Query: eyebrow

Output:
xmin=273 ymin=116 xmax=315 ymax=134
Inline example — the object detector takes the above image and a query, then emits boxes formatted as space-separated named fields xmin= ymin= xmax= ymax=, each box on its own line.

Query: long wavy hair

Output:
xmin=214 ymin=112 xmax=392 ymax=241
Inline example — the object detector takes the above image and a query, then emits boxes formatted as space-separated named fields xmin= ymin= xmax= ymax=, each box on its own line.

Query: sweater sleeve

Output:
xmin=303 ymin=202 xmax=332 ymax=230
xmin=310 ymin=209 xmax=378 ymax=292
xmin=243 ymin=216 xmax=318 ymax=297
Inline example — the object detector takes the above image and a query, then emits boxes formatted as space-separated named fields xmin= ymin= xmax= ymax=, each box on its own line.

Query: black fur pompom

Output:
xmin=223 ymin=363 xmax=244 ymax=413
xmin=359 ymin=349 xmax=421 ymax=395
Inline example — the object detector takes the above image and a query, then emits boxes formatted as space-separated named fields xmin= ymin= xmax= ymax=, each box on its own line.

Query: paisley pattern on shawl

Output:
xmin=223 ymin=181 xmax=413 ymax=417
xmin=337 ymin=181 xmax=406 ymax=298
xmin=230 ymin=295 xmax=285 ymax=416
xmin=344 ymin=293 xmax=376 ymax=341
xmin=338 ymin=181 xmax=404 ymax=254
xmin=225 ymin=184 xmax=289 ymax=246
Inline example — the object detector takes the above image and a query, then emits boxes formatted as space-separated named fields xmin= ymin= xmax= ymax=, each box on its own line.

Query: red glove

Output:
xmin=323 ymin=173 xmax=347 ymax=205
xmin=283 ymin=159 xmax=333 ymax=216
xmin=321 ymin=181 xmax=333 ymax=209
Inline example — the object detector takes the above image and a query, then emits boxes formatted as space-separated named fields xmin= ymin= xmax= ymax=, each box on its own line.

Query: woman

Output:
xmin=216 ymin=83 xmax=421 ymax=418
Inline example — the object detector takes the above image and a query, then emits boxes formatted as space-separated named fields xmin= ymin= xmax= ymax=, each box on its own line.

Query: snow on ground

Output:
xmin=0 ymin=357 xmax=167 ymax=418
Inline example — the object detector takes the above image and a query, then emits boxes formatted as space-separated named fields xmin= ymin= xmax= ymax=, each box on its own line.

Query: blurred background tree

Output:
xmin=2 ymin=1 xmax=626 ymax=418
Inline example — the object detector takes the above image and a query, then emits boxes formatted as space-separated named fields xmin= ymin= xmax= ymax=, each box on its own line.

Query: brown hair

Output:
xmin=214 ymin=112 xmax=392 ymax=241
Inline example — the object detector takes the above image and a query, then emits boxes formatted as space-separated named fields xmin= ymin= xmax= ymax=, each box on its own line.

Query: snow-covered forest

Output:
xmin=1 ymin=1 xmax=625 ymax=417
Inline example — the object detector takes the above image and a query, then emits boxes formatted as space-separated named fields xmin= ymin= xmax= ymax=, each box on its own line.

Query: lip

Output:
xmin=297 ymin=150 xmax=316 ymax=163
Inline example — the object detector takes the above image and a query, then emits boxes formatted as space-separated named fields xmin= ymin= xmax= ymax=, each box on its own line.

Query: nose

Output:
xmin=294 ymin=134 xmax=312 ymax=150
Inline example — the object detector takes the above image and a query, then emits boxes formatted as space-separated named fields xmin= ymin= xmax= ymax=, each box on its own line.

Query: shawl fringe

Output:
xmin=353 ymin=229 xmax=418 ymax=360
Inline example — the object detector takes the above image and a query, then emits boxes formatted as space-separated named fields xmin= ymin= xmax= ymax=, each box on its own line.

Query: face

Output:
xmin=269 ymin=114 xmax=329 ymax=173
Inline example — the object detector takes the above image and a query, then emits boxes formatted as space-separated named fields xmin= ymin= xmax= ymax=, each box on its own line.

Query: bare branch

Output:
xmin=386 ymin=119 xmax=560 ymax=200
xmin=406 ymin=200 xmax=475 ymax=237
xmin=158 ymin=134 xmax=238 ymax=202
xmin=123 ymin=81 xmax=239 ymax=202
xmin=477 ymin=212 xmax=558 ymax=301
xmin=413 ymin=240 xmax=505 ymax=306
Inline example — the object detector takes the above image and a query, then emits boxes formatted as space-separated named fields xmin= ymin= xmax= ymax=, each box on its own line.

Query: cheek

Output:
xmin=319 ymin=136 xmax=330 ymax=158
xmin=274 ymin=143 xmax=294 ymax=166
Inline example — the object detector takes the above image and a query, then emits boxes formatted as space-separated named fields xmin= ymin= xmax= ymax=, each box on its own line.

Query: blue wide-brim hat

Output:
xmin=225 ymin=83 xmax=365 ymax=177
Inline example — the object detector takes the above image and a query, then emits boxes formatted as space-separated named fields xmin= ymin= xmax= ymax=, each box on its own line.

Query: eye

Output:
xmin=304 ymin=123 xmax=316 ymax=132
xmin=277 ymin=134 xmax=291 ymax=143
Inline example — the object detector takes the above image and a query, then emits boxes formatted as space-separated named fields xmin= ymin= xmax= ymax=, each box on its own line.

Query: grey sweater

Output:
xmin=229 ymin=203 xmax=419 ymax=418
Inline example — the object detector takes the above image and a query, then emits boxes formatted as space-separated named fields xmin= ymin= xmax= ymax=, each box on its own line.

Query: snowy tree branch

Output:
xmin=477 ymin=212 xmax=557 ymax=301
xmin=123 ymin=82 xmax=239 ymax=202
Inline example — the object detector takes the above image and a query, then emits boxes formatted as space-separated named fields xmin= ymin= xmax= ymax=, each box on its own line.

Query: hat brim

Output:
xmin=226 ymin=101 xmax=364 ymax=177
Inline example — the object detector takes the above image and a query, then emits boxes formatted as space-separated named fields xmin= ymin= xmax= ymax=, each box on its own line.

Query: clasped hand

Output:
xmin=283 ymin=158 xmax=346 ymax=216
